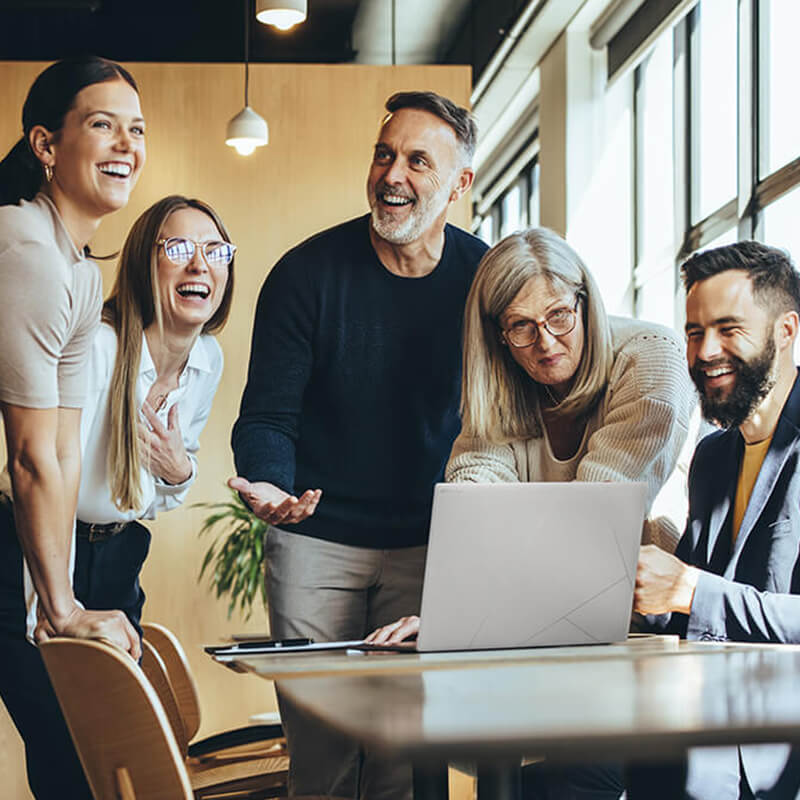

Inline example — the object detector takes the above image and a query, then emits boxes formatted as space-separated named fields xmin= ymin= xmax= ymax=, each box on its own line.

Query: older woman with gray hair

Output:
xmin=448 ymin=226 xmax=692 ymax=537
xmin=368 ymin=226 xmax=694 ymax=646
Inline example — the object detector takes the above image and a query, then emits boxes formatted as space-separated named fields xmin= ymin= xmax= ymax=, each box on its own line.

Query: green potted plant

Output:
xmin=196 ymin=489 xmax=267 ymax=620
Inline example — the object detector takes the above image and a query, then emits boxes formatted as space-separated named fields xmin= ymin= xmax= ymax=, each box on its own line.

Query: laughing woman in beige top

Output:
xmin=0 ymin=57 xmax=145 ymax=800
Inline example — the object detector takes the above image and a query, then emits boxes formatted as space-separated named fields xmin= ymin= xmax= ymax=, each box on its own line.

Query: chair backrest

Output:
xmin=141 ymin=638 xmax=189 ymax=756
xmin=40 ymin=638 xmax=194 ymax=800
xmin=142 ymin=622 xmax=202 ymax=740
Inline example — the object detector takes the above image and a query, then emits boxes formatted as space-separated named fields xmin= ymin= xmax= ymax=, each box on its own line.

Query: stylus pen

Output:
xmin=231 ymin=637 xmax=313 ymax=650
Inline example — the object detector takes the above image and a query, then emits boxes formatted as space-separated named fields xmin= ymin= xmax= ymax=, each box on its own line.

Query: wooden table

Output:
xmin=213 ymin=639 xmax=800 ymax=799
xmin=218 ymin=635 xmax=682 ymax=678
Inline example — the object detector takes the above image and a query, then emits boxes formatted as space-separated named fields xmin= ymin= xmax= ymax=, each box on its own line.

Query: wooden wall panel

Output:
xmin=0 ymin=60 xmax=472 ymax=797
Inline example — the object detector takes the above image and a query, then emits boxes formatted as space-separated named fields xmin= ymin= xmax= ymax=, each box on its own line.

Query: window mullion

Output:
xmin=632 ymin=63 xmax=643 ymax=316
xmin=682 ymin=198 xmax=739 ymax=256
xmin=755 ymin=156 xmax=800 ymax=210
xmin=672 ymin=16 xmax=690 ymax=330
xmin=738 ymin=0 xmax=757 ymax=241
xmin=687 ymin=6 xmax=701 ymax=225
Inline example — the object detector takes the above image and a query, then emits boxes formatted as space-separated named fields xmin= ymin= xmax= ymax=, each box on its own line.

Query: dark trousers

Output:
xmin=0 ymin=499 xmax=150 ymax=800
xmin=522 ymin=761 xmax=625 ymax=800
xmin=522 ymin=760 xmax=693 ymax=800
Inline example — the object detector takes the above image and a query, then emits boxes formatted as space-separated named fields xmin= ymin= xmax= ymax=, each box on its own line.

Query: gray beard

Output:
xmin=370 ymin=181 xmax=453 ymax=245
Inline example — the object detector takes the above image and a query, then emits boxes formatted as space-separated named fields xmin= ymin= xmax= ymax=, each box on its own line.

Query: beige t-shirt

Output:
xmin=0 ymin=193 xmax=102 ymax=409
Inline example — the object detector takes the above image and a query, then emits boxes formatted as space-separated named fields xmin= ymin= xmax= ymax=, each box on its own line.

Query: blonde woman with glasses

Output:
xmin=368 ymin=227 xmax=694 ymax=651
xmin=71 ymin=194 xmax=234 ymax=646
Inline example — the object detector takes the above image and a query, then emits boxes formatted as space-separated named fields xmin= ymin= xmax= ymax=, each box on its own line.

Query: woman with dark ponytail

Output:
xmin=0 ymin=57 xmax=145 ymax=799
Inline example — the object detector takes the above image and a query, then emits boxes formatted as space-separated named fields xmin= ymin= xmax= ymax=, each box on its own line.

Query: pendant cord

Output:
xmin=391 ymin=0 xmax=396 ymax=65
xmin=244 ymin=0 xmax=250 ymax=106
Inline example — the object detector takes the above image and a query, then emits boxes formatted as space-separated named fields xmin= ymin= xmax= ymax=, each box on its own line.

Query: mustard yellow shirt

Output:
xmin=733 ymin=435 xmax=773 ymax=543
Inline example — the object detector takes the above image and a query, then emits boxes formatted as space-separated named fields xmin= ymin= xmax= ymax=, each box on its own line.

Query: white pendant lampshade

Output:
xmin=226 ymin=105 xmax=269 ymax=156
xmin=256 ymin=0 xmax=307 ymax=30
xmin=226 ymin=0 xmax=268 ymax=157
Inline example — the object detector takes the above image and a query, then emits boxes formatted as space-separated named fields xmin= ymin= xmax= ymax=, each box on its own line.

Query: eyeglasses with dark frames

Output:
xmin=501 ymin=295 xmax=581 ymax=349
xmin=156 ymin=237 xmax=237 ymax=269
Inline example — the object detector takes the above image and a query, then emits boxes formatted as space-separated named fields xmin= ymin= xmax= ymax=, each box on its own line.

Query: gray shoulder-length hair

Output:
xmin=461 ymin=227 xmax=614 ymax=443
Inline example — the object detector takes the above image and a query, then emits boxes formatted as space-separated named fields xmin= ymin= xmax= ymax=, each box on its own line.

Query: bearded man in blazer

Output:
xmin=634 ymin=240 xmax=800 ymax=799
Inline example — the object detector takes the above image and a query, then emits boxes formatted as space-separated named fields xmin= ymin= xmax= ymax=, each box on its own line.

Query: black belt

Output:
xmin=76 ymin=519 xmax=130 ymax=543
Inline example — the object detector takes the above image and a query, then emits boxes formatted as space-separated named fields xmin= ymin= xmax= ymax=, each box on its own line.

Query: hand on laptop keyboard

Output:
xmin=365 ymin=615 xmax=420 ymax=644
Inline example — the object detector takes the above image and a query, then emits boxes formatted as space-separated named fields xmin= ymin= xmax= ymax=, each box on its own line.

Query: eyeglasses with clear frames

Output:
xmin=501 ymin=296 xmax=581 ymax=348
xmin=156 ymin=237 xmax=237 ymax=269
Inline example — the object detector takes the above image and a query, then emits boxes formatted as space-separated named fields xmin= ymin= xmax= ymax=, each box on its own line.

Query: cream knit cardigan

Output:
xmin=446 ymin=316 xmax=696 ymax=552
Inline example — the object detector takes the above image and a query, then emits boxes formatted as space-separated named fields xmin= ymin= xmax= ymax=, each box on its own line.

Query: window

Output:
xmin=500 ymin=181 xmax=523 ymax=239
xmin=758 ymin=0 xmax=800 ymax=177
xmin=473 ymin=153 xmax=540 ymax=246
xmin=478 ymin=213 xmax=494 ymax=246
xmin=690 ymin=0 xmax=738 ymax=224
xmin=703 ymin=228 xmax=738 ymax=251
xmin=763 ymin=186 xmax=800 ymax=262
xmin=633 ymin=34 xmax=676 ymax=326
xmin=527 ymin=161 xmax=540 ymax=229
xmin=630 ymin=0 xmax=800 ymax=330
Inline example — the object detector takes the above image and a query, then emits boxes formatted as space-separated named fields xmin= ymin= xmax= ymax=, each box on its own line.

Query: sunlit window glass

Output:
xmin=636 ymin=266 xmax=675 ymax=328
xmin=759 ymin=0 xmax=800 ymax=177
xmin=692 ymin=0 xmax=738 ymax=222
xmin=528 ymin=162 xmax=540 ymax=228
xmin=638 ymin=35 xmax=675 ymax=277
xmin=765 ymin=187 xmax=800 ymax=365
xmin=478 ymin=214 xmax=494 ymax=245
xmin=500 ymin=184 xmax=522 ymax=239
xmin=703 ymin=227 xmax=737 ymax=251
xmin=763 ymin=187 xmax=800 ymax=267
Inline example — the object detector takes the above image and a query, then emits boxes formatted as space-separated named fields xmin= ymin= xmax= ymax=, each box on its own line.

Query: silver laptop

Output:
xmin=414 ymin=481 xmax=647 ymax=652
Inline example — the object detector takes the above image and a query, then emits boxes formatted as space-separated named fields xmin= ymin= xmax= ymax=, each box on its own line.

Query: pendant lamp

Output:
xmin=226 ymin=0 xmax=268 ymax=156
xmin=256 ymin=0 xmax=307 ymax=31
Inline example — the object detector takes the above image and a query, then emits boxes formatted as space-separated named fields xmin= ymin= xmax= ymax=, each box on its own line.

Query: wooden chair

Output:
xmin=40 ymin=638 xmax=289 ymax=800
xmin=40 ymin=637 xmax=194 ymax=800
xmin=141 ymin=622 xmax=286 ymax=760
xmin=141 ymin=640 xmax=190 ymax=754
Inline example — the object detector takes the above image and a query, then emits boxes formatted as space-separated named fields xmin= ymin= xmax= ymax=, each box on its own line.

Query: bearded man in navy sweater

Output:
xmin=230 ymin=91 xmax=488 ymax=800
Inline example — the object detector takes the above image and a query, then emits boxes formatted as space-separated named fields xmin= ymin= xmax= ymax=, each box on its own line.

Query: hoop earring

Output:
xmin=44 ymin=164 xmax=53 ymax=183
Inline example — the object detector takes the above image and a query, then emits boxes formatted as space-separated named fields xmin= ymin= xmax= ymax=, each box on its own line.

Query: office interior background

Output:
xmin=0 ymin=0 xmax=795 ymax=795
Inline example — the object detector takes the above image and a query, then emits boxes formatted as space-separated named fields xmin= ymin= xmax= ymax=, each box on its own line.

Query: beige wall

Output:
xmin=0 ymin=60 xmax=472 ymax=797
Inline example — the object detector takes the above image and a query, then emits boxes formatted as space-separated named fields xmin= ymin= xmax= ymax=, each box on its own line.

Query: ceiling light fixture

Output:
xmin=226 ymin=0 xmax=268 ymax=156
xmin=256 ymin=0 xmax=307 ymax=31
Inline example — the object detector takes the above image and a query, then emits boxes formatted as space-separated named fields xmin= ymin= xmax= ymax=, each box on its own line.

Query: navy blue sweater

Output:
xmin=232 ymin=215 xmax=487 ymax=548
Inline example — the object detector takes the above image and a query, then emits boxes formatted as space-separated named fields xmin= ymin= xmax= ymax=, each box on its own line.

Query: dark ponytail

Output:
xmin=0 ymin=138 xmax=41 ymax=206
xmin=0 ymin=56 xmax=139 ymax=207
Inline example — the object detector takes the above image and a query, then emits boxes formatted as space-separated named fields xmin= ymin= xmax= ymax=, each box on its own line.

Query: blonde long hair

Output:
xmin=102 ymin=196 xmax=234 ymax=511
xmin=461 ymin=227 xmax=613 ymax=444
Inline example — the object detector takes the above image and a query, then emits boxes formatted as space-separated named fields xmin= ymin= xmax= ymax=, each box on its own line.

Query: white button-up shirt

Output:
xmin=24 ymin=322 xmax=223 ymax=638
xmin=77 ymin=322 xmax=223 ymax=523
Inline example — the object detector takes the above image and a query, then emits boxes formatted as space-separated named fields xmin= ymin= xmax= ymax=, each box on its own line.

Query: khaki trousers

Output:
xmin=265 ymin=526 xmax=426 ymax=800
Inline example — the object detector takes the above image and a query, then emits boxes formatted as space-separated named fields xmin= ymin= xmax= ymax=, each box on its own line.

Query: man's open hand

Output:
xmin=227 ymin=477 xmax=321 ymax=525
